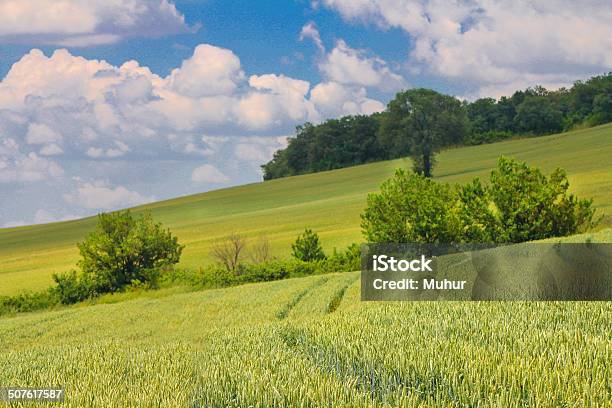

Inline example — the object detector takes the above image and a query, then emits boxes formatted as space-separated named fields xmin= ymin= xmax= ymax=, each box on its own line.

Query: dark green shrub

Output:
xmin=291 ymin=229 xmax=326 ymax=261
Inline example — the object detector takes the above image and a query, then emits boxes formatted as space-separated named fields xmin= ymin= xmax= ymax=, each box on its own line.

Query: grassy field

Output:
xmin=1 ymin=258 xmax=610 ymax=406
xmin=2 ymin=123 xmax=612 ymax=295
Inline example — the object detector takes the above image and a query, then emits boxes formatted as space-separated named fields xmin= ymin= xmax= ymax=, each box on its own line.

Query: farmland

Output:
xmin=2 ymin=123 xmax=612 ymax=296
xmin=1 ymin=253 xmax=610 ymax=406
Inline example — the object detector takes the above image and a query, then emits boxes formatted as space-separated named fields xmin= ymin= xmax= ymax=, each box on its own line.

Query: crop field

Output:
xmin=1 ymin=258 xmax=610 ymax=407
xmin=2 ymin=123 xmax=612 ymax=296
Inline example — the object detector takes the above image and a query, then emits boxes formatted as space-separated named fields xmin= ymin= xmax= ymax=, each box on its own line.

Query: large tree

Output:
xmin=379 ymin=88 xmax=468 ymax=177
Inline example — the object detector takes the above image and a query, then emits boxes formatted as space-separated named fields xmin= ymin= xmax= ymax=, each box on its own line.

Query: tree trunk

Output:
xmin=423 ymin=152 xmax=431 ymax=178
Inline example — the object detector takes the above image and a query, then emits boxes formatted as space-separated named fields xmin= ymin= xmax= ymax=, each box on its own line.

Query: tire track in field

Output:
xmin=325 ymin=274 xmax=359 ymax=314
xmin=276 ymin=276 xmax=329 ymax=320
xmin=279 ymin=326 xmax=457 ymax=406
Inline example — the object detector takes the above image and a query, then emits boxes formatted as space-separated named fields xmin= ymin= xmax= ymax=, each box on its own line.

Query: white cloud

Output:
xmin=39 ymin=144 xmax=63 ymax=156
xmin=321 ymin=0 xmax=612 ymax=97
xmin=240 ymin=74 xmax=317 ymax=129
xmin=86 ymin=140 xmax=130 ymax=158
xmin=300 ymin=22 xmax=325 ymax=53
xmin=191 ymin=164 xmax=230 ymax=184
xmin=234 ymin=136 xmax=288 ymax=165
xmin=167 ymin=44 xmax=245 ymax=98
xmin=26 ymin=123 xmax=62 ymax=145
xmin=0 ymin=138 xmax=64 ymax=183
xmin=0 ymin=0 xmax=191 ymax=47
xmin=63 ymin=180 xmax=154 ymax=210
xmin=320 ymin=40 xmax=406 ymax=91
xmin=310 ymin=81 xmax=385 ymax=117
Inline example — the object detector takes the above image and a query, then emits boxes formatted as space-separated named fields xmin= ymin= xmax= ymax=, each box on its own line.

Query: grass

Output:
xmin=1 ymin=254 xmax=609 ymax=406
xmin=2 ymin=123 xmax=612 ymax=296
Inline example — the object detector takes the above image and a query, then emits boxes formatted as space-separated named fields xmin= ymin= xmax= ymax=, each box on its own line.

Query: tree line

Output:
xmin=262 ymin=73 xmax=612 ymax=180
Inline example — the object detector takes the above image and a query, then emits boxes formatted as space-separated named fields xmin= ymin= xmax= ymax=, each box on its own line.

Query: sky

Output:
xmin=0 ymin=0 xmax=611 ymax=227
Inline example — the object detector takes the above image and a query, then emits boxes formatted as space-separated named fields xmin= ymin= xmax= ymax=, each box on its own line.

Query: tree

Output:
xmin=291 ymin=229 xmax=326 ymax=261
xmin=514 ymin=96 xmax=563 ymax=135
xmin=379 ymin=88 xmax=468 ymax=177
xmin=361 ymin=169 xmax=461 ymax=243
xmin=212 ymin=232 xmax=248 ymax=273
xmin=76 ymin=210 xmax=183 ymax=293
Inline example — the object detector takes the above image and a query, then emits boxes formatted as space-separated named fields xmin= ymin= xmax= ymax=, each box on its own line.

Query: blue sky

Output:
xmin=0 ymin=0 xmax=611 ymax=227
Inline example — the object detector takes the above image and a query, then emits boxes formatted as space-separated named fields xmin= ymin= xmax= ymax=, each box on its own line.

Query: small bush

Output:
xmin=52 ymin=270 xmax=95 ymax=304
xmin=0 ymin=290 xmax=59 ymax=315
xmin=292 ymin=229 xmax=326 ymax=261
xmin=319 ymin=243 xmax=361 ymax=272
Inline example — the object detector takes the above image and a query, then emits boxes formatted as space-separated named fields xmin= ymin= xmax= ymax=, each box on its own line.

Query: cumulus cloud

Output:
xmin=191 ymin=164 xmax=229 ymax=184
xmin=63 ymin=180 xmax=154 ymax=210
xmin=319 ymin=40 xmax=406 ymax=91
xmin=0 ymin=43 xmax=386 ymax=225
xmin=321 ymin=0 xmax=612 ymax=97
xmin=240 ymin=74 xmax=318 ymax=129
xmin=0 ymin=0 xmax=192 ymax=46
xmin=234 ymin=136 xmax=289 ymax=165
xmin=167 ymin=44 xmax=245 ymax=98
xmin=310 ymin=81 xmax=385 ymax=117
xmin=300 ymin=22 xmax=406 ymax=93
xmin=0 ymin=138 xmax=64 ymax=183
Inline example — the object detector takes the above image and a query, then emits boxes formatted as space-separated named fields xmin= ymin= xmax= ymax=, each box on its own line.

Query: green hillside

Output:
xmin=2 ymin=123 xmax=612 ymax=295
xmin=1 ymin=255 xmax=610 ymax=406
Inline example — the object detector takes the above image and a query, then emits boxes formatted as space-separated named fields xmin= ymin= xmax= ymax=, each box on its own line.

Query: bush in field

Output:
xmin=362 ymin=157 xmax=598 ymax=243
xmin=489 ymin=157 xmax=598 ymax=242
xmin=0 ymin=290 xmax=59 ymax=315
xmin=53 ymin=210 xmax=183 ymax=303
xmin=323 ymin=243 xmax=361 ymax=272
xmin=52 ymin=270 xmax=95 ymax=304
xmin=292 ymin=229 xmax=326 ymax=262
xmin=79 ymin=211 xmax=182 ymax=292
xmin=361 ymin=169 xmax=461 ymax=243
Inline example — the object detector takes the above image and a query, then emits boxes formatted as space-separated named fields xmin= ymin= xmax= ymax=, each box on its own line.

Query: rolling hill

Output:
xmin=1 ymin=123 xmax=612 ymax=295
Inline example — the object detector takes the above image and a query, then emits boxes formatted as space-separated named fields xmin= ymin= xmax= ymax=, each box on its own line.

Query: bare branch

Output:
xmin=211 ymin=232 xmax=247 ymax=273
